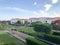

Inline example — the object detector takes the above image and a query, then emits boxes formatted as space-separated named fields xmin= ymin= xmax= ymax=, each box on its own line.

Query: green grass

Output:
xmin=0 ymin=24 xmax=37 ymax=36
xmin=0 ymin=24 xmax=18 ymax=30
xmin=16 ymin=27 xmax=37 ymax=36
xmin=0 ymin=33 xmax=25 ymax=45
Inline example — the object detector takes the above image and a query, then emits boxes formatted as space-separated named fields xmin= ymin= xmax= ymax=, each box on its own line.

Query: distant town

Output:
xmin=1 ymin=17 xmax=59 ymax=25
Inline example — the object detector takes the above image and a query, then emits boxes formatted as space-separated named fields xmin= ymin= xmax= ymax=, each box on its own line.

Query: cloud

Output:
xmin=33 ymin=11 xmax=39 ymax=15
xmin=5 ymin=7 xmax=32 ymax=13
xmin=52 ymin=0 xmax=58 ymax=4
xmin=44 ymin=4 xmax=52 ymax=11
xmin=32 ymin=10 xmax=60 ymax=17
xmin=33 ymin=2 xmax=37 ymax=6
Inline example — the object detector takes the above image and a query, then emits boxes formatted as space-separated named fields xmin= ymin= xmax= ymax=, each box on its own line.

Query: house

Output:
xmin=10 ymin=19 xmax=18 ymax=24
xmin=19 ymin=19 xmax=28 ymax=24
xmin=40 ymin=17 xmax=56 ymax=24
xmin=10 ymin=18 xmax=29 ymax=25
xmin=10 ymin=17 xmax=60 ymax=25
xmin=53 ymin=20 xmax=60 ymax=25
xmin=28 ymin=18 xmax=40 ymax=23
xmin=52 ymin=20 xmax=60 ymax=30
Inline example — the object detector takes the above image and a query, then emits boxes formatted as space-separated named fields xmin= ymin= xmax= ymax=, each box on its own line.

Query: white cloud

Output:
xmin=44 ymin=4 xmax=52 ymax=11
xmin=39 ymin=10 xmax=45 ymax=14
xmin=52 ymin=0 xmax=58 ymax=4
xmin=53 ymin=13 xmax=60 ymax=17
xmin=5 ymin=7 xmax=32 ymax=13
xmin=33 ymin=2 xmax=37 ymax=6
xmin=33 ymin=11 xmax=39 ymax=15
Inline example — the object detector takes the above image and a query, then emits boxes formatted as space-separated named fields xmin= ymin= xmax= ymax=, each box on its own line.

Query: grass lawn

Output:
xmin=0 ymin=24 xmax=37 ymax=36
xmin=16 ymin=26 xmax=37 ymax=36
xmin=0 ymin=33 xmax=25 ymax=45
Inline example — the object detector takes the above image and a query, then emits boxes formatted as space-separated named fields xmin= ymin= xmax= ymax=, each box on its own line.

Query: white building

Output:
xmin=10 ymin=19 xmax=18 ymax=24
xmin=28 ymin=18 xmax=40 ymax=23
xmin=40 ymin=17 xmax=56 ymax=24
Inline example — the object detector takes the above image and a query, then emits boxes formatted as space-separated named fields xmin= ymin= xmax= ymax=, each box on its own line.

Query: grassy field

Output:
xmin=0 ymin=24 xmax=37 ymax=36
xmin=16 ymin=27 xmax=37 ymax=36
xmin=0 ymin=33 xmax=25 ymax=45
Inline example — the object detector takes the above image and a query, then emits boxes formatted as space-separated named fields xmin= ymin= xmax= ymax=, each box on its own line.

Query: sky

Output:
xmin=0 ymin=0 xmax=60 ymax=20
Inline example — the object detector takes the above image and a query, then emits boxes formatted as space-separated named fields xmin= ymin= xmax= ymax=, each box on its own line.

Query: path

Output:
xmin=8 ymin=31 xmax=34 ymax=43
xmin=8 ymin=31 xmax=59 ymax=45
xmin=0 ymin=30 xmax=59 ymax=45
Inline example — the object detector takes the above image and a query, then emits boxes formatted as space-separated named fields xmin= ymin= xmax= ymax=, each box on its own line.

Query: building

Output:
xmin=53 ymin=20 xmax=60 ymax=25
xmin=28 ymin=18 xmax=40 ymax=23
xmin=10 ymin=17 xmax=60 ymax=25
xmin=10 ymin=19 xmax=18 ymax=24
xmin=40 ymin=17 xmax=56 ymax=24
xmin=19 ymin=19 xmax=28 ymax=24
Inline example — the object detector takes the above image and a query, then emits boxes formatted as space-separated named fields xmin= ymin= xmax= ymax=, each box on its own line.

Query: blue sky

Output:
xmin=0 ymin=0 xmax=60 ymax=20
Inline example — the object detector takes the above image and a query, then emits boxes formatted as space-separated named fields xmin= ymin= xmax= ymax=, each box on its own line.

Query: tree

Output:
xmin=31 ymin=21 xmax=42 ymax=27
xmin=24 ymin=21 xmax=30 ymax=26
xmin=15 ymin=21 xmax=21 ymax=26
xmin=32 ymin=21 xmax=52 ymax=34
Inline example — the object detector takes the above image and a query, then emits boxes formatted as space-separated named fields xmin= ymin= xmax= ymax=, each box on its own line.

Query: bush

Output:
xmin=32 ymin=22 xmax=52 ymax=34
xmin=26 ymin=37 xmax=48 ymax=45
xmin=53 ymin=32 xmax=60 ymax=36
xmin=44 ymin=34 xmax=60 ymax=44
xmin=31 ymin=21 xmax=42 ymax=27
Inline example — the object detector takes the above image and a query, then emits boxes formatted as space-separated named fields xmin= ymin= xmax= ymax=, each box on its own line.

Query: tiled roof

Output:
xmin=55 ymin=20 xmax=60 ymax=23
xmin=29 ymin=18 xmax=40 ymax=20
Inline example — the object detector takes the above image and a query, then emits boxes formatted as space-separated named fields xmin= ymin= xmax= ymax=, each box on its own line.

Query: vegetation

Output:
xmin=0 ymin=33 xmax=25 ymax=45
xmin=16 ymin=27 xmax=37 ymax=36
xmin=53 ymin=32 xmax=60 ymax=36
xmin=52 ymin=22 xmax=60 ymax=30
xmin=26 ymin=37 xmax=48 ymax=45
xmin=43 ymin=34 xmax=60 ymax=44
xmin=12 ymin=21 xmax=22 ymax=26
xmin=1 ymin=22 xmax=60 ymax=44
xmin=24 ymin=21 xmax=30 ymax=26
xmin=32 ymin=21 xmax=52 ymax=34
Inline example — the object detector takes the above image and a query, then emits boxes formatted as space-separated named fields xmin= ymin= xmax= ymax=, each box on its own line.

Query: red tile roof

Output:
xmin=55 ymin=20 xmax=60 ymax=23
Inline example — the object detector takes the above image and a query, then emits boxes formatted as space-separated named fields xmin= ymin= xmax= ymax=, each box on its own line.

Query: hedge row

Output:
xmin=26 ymin=37 xmax=48 ymax=45
xmin=44 ymin=34 xmax=60 ymax=44
xmin=53 ymin=32 xmax=60 ymax=36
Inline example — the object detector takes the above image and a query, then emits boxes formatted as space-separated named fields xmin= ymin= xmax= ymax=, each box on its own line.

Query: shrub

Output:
xmin=32 ymin=21 xmax=52 ymax=34
xmin=53 ymin=32 xmax=60 ymax=36
xmin=26 ymin=37 xmax=48 ymax=45
xmin=44 ymin=34 xmax=60 ymax=44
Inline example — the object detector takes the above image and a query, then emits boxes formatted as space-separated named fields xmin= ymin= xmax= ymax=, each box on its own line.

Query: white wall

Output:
xmin=40 ymin=17 xmax=55 ymax=24
xmin=10 ymin=19 xmax=18 ymax=24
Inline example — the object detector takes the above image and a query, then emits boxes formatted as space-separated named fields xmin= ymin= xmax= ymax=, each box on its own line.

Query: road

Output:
xmin=8 ymin=31 xmax=34 ymax=43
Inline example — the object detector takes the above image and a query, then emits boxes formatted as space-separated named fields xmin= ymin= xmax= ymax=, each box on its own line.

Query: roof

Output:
xmin=29 ymin=18 xmax=40 ymax=20
xmin=55 ymin=20 xmax=60 ymax=23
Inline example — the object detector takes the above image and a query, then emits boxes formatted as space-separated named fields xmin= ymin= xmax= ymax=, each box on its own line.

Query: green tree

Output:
xmin=31 ymin=21 xmax=42 ymax=27
xmin=32 ymin=21 xmax=52 ymax=34
xmin=24 ymin=21 xmax=30 ymax=26
xmin=15 ymin=21 xmax=21 ymax=26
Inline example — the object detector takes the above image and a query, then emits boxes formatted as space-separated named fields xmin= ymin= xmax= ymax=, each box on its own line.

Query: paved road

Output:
xmin=8 ymin=31 xmax=34 ymax=43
